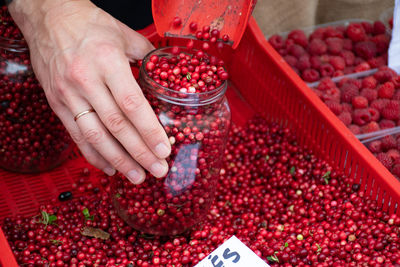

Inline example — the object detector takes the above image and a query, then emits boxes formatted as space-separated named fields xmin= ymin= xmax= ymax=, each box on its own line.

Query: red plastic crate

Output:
xmin=1 ymin=17 xmax=400 ymax=266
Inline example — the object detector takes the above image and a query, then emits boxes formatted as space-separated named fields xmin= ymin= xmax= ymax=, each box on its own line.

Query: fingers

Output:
xmin=64 ymin=86 xmax=168 ymax=182
xmin=80 ymin=81 xmax=169 ymax=178
xmin=75 ymin=111 xmax=147 ymax=184
xmin=101 ymin=55 xmax=172 ymax=161
xmin=51 ymin=103 xmax=116 ymax=176
xmin=116 ymin=20 xmax=155 ymax=59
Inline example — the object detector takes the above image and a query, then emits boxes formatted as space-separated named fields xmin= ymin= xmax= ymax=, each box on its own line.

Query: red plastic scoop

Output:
xmin=152 ymin=0 xmax=256 ymax=49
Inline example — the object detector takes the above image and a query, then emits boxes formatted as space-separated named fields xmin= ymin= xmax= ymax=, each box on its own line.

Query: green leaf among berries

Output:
xmin=82 ymin=208 xmax=94 ymax=221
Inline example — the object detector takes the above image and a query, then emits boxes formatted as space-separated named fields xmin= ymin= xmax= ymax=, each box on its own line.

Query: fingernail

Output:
xmin=103 ymin=167 xmax=116 ymax=176
xmin=151 ymin=162 xmax=168 ymax=178
xmin=155 ymin=143 xmax=170 ymax=158
xmin=126 ymin=170 xmax=144 ymax=184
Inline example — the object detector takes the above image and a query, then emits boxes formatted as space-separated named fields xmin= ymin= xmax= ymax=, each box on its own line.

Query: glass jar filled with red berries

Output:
xmin=112 ymin=46 xmax=231 ymax=235
xmin=0 ymin=7 xmax=72 ymax=173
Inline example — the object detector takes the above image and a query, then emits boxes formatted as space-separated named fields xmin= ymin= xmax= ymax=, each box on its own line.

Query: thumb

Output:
xmin=117 ymin=20 xmax=155 ymax=60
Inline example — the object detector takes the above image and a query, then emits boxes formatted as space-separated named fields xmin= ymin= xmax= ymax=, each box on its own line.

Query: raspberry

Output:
xmin=302 ymin=69 xmax=320 ymax=82
xmin=325 ymin=100 xmax=342 ymax=115
xmin=377 ymin=82 xmax=395 ymax=99
xmin=392 ymin=164 xmax=400 ymax=177
xmin=391 ymin=76 xmax=400 ymax=89
xmin=309 ymin=28 xmax=325 ymax=40
xmin=381 ymin=100 xmax=400 ymax=120
xmin=322 ymin=87 xmax=341 ymax=102
xmin=278 ymin=48 xmax=287 ymax=56
xmin=379 ymin=119 xmax=396 ymax=129
xmin=325 ymin=37 xmax=343 ymax=54
xmin=362 ymin=121 xmax=380 ymax=133
xmin=354 ymin=62 xmax=371 ymax=72
xmin=338 ymin=111 xmax=352 ymax=125
xmin=343 ymin=67 xmax=354 ymax=75
xmin=373 ymin=21 xmax=387 ymax=35
xmin=340 ymin=83 xmax=359 ymax=103
xmin=372 ymin=34 xmax=390 ymax=54
xmin=320 ymin=63 xmax=334 ymax=77
xmin=283 ymin=55 xmax=298 ymax=67
xmin=288 ymin=29 xmax=308 ymax=48
xmin=268 ymin=35 xmax=285 ymax=50
xmin=370 ymin=99 xmax=390 ymax=112
xmin=354 ymin=41 xmax=377 ymax=60
xmin=354 ymin=57 xmax=365 ymax=66
xmin=346 ymin=23 xmax=367 ymax=42
xmin=352 ymin=108 xmax=371 ymax=126
xmin=288 ymin=44 xmax=306 ymax=58
xmin=343 ymin=39 xmax=353 ymax=50
xmin=394 ymin=90 xmax=400 ymax=101
xmin=335 ymin=25 xmax=346 ymax=34
xmin=348 ymin=124 xmax=361 ymax=134
xmin=367 ymin=140 xmax=382 ymax=153
xmin=296 ymin=55 xmax=311 ymax=71
xmin=333 ymin=70 xmax=344 ymax=77
xmin=342 ymin=103 xmax=352 ymax=113
xmin=310 ymin=56 xmax=322 ymax=69
xmin=376 ymin=152 xmax=393 ymax=169
xmin=361 ymin=21 xmax=373 ymax=34
xmin=313 ymin=89 xmax=323 ymax=98
xmin=374 ymin=67 xmax=397 ymax=83
xmin=320 ymin=54 xmax=330 ymax=63
xmin=361 ymin=76 xmax=378 ymax=89
xmin=367 ymin=56 xmax=386 ymax=68
xmin=381 ymin=135 xmax=397 ymax=150
xmin=368 ymin=107 xmax=380 ymax=121
xmin=309 ymin=39 xmax=327 ymax=55
xmin=324 ymin=26 xmax=343 ymax=38
xmin=348 ymin=79 xmax=362 ymax=89
xmin=329 ymin=56 xmax=345 ymax=70
xmin=340 ymin=50 xmax=355 ymax=66
xmin=352 ymin=96 xmax=368 ymax=109
xmin=317 ymin=77 xmax=336 ymax=91
xmin=285 ymin=38 xmax=295 ymax=47
xmin=387 ymin=149 xmax=400 ymax=162
xmin=360 ymin=88 xmax=377 ymax=102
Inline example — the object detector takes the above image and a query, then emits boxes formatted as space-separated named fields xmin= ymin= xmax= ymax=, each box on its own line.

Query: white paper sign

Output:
xmin=195 ymin=236 xmax=270 ymax=267
xmin=389 ymin=0 xmax=400 ymax=73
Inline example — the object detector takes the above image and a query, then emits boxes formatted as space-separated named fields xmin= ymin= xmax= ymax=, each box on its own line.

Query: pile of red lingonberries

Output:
xmin=2 ymin=117 xmax=400 ymax=266
xmin=269 ymin=21 xmax=390 ymax=82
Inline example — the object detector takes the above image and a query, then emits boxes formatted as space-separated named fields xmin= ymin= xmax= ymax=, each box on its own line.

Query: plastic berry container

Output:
xmin=267 ymin=19 xmax=389 ymax=85
xmin=112 ymin=47 xmax=231 ymax=235
xmin=309 ymin=67 xmax=400 ymax=138
xmin=0 ymin=8 xmax=72 ymax=173
xmin=379 ymin=7 xmax=394 ymax=31
xmin=361 ymin=127 xmax=400 ymax=180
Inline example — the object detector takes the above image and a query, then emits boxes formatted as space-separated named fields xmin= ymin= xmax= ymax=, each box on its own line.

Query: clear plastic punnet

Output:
xmin=267 ymin=19 xmax=389 ymax=85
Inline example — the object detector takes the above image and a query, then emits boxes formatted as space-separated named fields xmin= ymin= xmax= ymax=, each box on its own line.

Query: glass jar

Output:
xmin=112 ymin=47 xmax=231 ymax=235
xmin=0 ymin=31 xmax=72 ymax=173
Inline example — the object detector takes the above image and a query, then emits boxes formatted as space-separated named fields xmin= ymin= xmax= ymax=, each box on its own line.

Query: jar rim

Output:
xmin=140 ymin=46 xmax=227 ymax=98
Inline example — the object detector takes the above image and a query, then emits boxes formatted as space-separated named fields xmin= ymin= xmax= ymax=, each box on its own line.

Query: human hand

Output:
xmin=9 ymin=0 xmax=171 ymax=184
